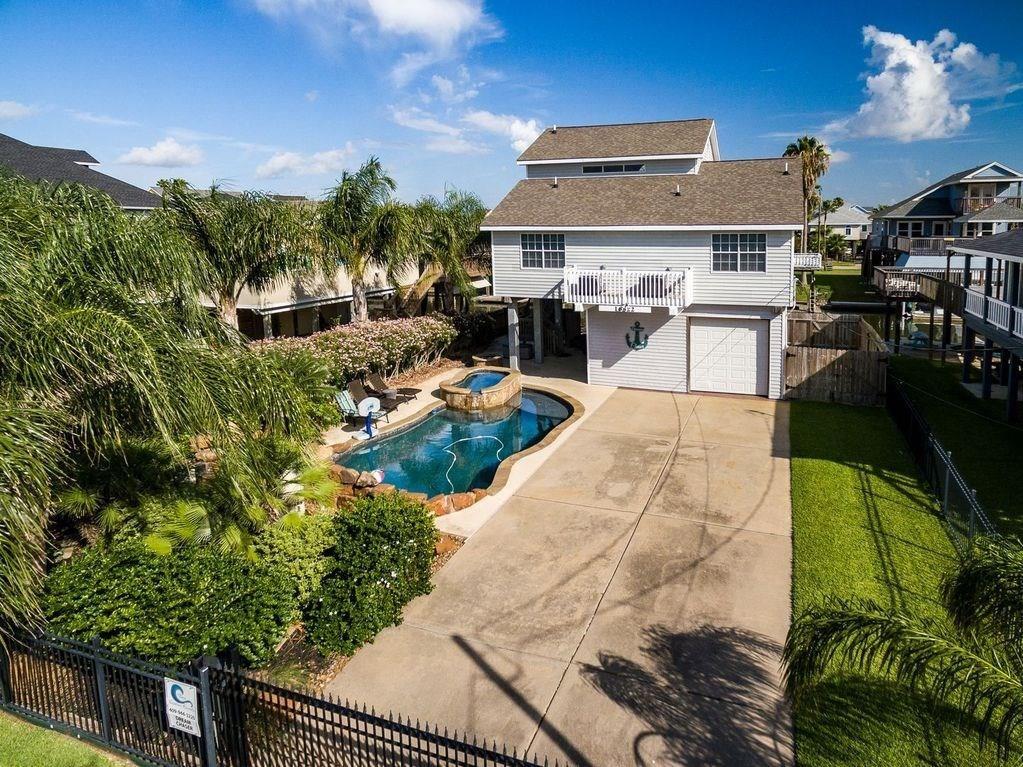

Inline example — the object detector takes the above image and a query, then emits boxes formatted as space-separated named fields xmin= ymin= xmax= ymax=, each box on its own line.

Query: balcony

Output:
xmin=956 ymin=196 xmax=1023 ymax=216
xmin=793 ymin=252 xmax=822 ymax=270
xmin=563 ymin=266 xmax=693 ymax=310
xmin=964 ymin=288 xmax=1023 ymax=339
xmin=891 ymin=236 xmax=977 ymax=256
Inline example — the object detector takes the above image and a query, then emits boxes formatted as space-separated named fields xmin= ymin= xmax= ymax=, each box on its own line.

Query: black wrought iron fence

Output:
xmin=0 ymin=633 xmax=562 ymax=767
xmin=885 ymin=371 xmax=996 ymax=553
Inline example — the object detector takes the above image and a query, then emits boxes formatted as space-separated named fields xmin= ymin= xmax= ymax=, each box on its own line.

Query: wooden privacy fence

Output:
xmin=785 ymin=311 xmax=889 ymax=406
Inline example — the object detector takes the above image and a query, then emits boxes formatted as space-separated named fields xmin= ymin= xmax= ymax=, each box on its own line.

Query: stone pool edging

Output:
xmin=439 ymin=365 xmax=521 ymax=411
xmin=328 ymin=384 xmax=585 ymax=518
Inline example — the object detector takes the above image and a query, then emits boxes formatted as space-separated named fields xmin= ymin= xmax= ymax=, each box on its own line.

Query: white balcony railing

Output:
xmin=793 ymin=253 xmax=822 ymax=270
xmin=965 ymin=288 xmax=1023 ymax=338
xmin=563 ymin=266 xmax=692 ymax=309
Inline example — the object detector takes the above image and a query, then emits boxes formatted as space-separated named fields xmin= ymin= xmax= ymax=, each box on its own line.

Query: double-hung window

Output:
xmin=711 ymin=233 xmax=766 ymax=272
xmin=521 ymin=233 xmax=565 ymax=268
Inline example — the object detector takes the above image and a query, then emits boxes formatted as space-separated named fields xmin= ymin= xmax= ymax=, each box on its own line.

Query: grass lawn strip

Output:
xmin=790 ymin=401 xmax=1008 ymax=766
xmin=0 ymin=712 xmax=128 ymax=767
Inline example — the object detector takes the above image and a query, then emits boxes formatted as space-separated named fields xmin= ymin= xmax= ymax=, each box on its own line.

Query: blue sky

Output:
xmin=2 ymin=0 xmax=1021 ymax=207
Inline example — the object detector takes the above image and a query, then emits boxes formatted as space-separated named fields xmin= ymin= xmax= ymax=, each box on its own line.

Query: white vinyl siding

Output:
xmin=769 ymin=310 xmax=786 ymax=400
xmin=586 ymin=308 xmax=687 ymax=392
xmin=491 ymin=230 xmax=794 ymax=306
xmin=525 ymin=157 xmax=700 ymax=178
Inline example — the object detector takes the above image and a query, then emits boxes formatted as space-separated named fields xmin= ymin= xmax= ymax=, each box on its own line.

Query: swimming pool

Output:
xmin=455 ymin=370 xmax=508 ymax=392
xmin=340 ymin=390 xmax=571 ymax=497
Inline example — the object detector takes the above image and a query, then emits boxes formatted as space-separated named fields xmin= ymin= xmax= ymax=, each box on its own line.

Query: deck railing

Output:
xmin=963 ymin=288 xmax=1023 ymax=337
xmin=956 ymin=196 xmax=1023 ymax=215
xmin=562 ymin=266 xmax=692 ymax=308
xmin=793 ymin=252 xmax=822 ymax=270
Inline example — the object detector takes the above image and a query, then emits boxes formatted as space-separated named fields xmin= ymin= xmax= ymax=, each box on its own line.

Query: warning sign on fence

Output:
xmin=163 ymin=677 xmax=201 ymax=737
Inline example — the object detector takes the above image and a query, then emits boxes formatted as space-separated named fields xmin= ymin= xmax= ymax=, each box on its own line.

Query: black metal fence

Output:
xmin=0 ymin=633 xmax=562 ymax=767
xmin=886 ymin=371 xmax=996 ymax=553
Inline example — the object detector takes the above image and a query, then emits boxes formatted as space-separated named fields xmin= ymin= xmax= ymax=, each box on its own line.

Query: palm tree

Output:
xmin=158 ymin=180 xmax=314 ymax=328
xmin=400 ymin=190 xmax=489 ymax=316
xmin=785 ymin=535 xmax=1023 ymax=760
xmin=0 ymin=174 xmax=327 ymax=633
xmin=816 ymin=196 xmax=845 ymax=246
xmin=317 ymin=158 xmax=421 ymax=322
xmin=784 ymin=136 xmax=831 ymax=249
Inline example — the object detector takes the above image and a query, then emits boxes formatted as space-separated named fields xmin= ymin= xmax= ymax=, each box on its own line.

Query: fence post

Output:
xmin=198 ymin=666 xmax=219 ymax=767
xmin=91 ymin=637 xmax=112 ymax=744
xmin=0 ymin=641 xmax=11 ymax=706
xmin=969 ymin=489 xmax=979 ymax=551
xmin=942 ymin=450 xmax=952 ymax=522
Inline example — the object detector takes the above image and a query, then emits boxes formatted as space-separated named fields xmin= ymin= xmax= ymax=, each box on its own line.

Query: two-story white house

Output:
xmin=481 ymin=118 xmax=804 ymax=398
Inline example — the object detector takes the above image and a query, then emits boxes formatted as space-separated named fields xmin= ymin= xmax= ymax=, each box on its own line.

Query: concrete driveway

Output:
xmin=325 ymin=390 xmax=793 ymax=766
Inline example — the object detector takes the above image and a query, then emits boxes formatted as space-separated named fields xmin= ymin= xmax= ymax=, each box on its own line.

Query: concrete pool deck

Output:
xmin=324 ymin=387 xmax=793 ymax=766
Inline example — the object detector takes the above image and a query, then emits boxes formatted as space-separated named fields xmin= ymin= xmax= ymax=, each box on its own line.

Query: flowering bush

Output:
xmin=303 ymin=493 xmax=436 ymax=655
xmin=253 ymin=316 xmax=457 ymax=386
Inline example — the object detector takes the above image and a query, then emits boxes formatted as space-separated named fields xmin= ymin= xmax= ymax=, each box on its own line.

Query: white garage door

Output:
xmin=689 ymin=317 xmax=770 ymax=396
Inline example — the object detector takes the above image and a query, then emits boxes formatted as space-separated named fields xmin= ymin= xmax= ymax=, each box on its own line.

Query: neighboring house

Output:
xmin=817 ymin=203 xmax=871 ymax=257
xmin=482 ymin=118 xmax=804 ymax=398
xmin=869 ymin=161 xmax=1023 ymax=270
xmin=0 ymin=132 xmax=161 ymax=210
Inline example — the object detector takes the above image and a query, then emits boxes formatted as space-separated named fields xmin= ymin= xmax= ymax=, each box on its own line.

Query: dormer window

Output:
xmin=582 ymin=163 xmax=645 ymax=174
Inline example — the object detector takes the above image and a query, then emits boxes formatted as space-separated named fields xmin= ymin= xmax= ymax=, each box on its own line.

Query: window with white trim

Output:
xmin=581 ymin=163 xmax=645 ymax=174
xmin=711 ymin=233 xmax=766 ymax=272
xmin=897 ymin=221 xmax=909 ymax=236
xmin=520 ymin=233 xmax=565 ymax=268
xmin=911 ymin=221 xmax=924 ymax=237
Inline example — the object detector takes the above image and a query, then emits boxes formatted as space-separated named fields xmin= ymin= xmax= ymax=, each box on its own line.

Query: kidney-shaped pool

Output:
xmin=340 ymin=390 xmax=571 ymax=497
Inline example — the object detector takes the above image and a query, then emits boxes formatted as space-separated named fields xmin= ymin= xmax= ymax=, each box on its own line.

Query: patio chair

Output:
xmin=366 ymin=371 xmax=419 ymax=402
xmin=349 ymin=380 xmax=397 ymax=422
xmin=334 ymin=390 xmax=361 ymax=424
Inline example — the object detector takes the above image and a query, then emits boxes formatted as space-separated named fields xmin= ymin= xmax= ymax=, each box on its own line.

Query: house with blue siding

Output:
xmin=481 ymin=118 xmax=805 ymax=398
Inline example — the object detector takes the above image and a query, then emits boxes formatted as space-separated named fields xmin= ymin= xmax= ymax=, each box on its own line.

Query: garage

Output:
xmin=689 ymin=317 xmax=770 ymax=396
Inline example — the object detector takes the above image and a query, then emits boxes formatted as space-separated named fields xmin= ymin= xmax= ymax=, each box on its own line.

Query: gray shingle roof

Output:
xmin=517 ymin=119 xmax=714 ymax=162
xmin=949 ymin=229 xmax=1023 ymax=260
xmin=482 ymin=158 xmax=804 ymax=228
xmin=0 ymin=133 xmax=160 ymax=209
xmin=954 ymin=202 xmax=1023 ymax=223
xmin=824 ymin=204 xmax=872 ymax=225
xmin=873 ymin=162 xmax=1023 ymax=220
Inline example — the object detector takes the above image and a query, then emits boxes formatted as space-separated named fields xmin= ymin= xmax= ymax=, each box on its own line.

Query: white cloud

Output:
xmin=424 ymin=134 xmax=487 ymax=155
xmin=826 ymin=26 xmax=1021 ymax=143
xmin=430 ymin=66 xmax=480 ymax=103
xmin=255 ymin=143 xmax=356 ymax=177
xmin=829 ymin=148 xmax=852 ymax=164
xmin=248 ymin=0 xmax=500 ymax=86
xmin=68 ymin=110 xmax=138 ymax=127
xmin=390 ymin=106 xmax=460 ymax=136
xmin=305 ymin=90 xmax=320 ymax=102
xmin=117 ymin=137 xmax=204 ymax=167
xmin=0 ymin=100 xmax=37 ymax=120
xmin=462 ymin=109 xmax=542 ymax=152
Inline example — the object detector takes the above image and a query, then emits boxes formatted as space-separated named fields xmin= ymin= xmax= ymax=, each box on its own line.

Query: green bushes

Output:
xmin=252 ymin=316 xmax=457 ymax=386
xmin=304 ymin=493 xmax=437 ymax=655
xmin=449 ymin=310 xmax=500 ymax=349
xmin=254 ymin=514 xmax=335 ymax=605
xmin=44 ymin=537 xmax=295 ymax=666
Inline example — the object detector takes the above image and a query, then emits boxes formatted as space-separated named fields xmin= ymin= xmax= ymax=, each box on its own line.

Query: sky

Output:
xmin=1 ymin=0 xmax=1021 ymax=208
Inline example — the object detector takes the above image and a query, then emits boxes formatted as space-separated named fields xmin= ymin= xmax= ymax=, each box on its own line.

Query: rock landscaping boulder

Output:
xmin=368 ymin=483 xmax=397 ymax=497
xmin=471 ymin=488 xmax=489 ymax=502
xmin=426 ymin=495 xmax=453 ymax=516
xmin=355 ymin=470 xmax=379 ymax=488
xmin=330 ymin=465 xmax=361 ymax=485
xmin=448 ymin=492 xmax=476 ymax=511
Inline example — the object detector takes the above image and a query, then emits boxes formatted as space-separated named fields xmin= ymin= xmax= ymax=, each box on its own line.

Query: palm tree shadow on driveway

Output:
xmin=579 ymin=624 xmax=792 ymax=767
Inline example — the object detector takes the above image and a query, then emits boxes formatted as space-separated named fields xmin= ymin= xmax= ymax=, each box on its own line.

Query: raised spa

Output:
xmin=340 ymin=390 xmax=571 ymax=497
xmin=440 ymin=365 xmax=521 ymax=411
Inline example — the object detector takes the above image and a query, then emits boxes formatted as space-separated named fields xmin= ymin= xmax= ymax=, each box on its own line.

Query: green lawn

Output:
xmin=888 ymin=355 xmax=1023 ymax=537
xmin=796 ymin=263 xmax=884 ymax=305
xmin=0 ymin=713 xmax=126 ymax=767
xmin=790 ymin=401 xmax=1008 ymax=766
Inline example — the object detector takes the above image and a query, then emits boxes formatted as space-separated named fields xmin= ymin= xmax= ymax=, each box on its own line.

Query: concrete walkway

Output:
xmin=325 ymin=390 xmax=793 ymax=766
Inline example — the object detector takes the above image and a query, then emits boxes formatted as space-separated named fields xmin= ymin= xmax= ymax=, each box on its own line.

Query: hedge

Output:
xmin=44 ymin=537 xmax=295 ymax=666
xmin=304 ymin=493 xmax=437 ymax=655
xmin=254 ymin=514 xmax=335 ymax=606
xmin=252 ymin=316 xmax=457 ymax=387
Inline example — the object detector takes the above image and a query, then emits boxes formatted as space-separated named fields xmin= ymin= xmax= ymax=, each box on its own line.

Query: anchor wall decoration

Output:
xmin=625 ymin=321 xmax=649 ymax=350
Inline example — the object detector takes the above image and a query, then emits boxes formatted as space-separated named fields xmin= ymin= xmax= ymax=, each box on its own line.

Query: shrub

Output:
xmin=254 ymin=514 xmax=335 ymax=606
xmin=304 ymin=493 xmax=437 ymax=655
xmin=44 ymin=536 xmax=295 ymax=666
xmin=449 ymin=310 xmax=500 ymax=349
xmin=252 ymin=316 xmax=457 ymax=387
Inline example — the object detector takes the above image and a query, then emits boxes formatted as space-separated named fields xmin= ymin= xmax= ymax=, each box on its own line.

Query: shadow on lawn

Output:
xmin=581 ymin=624 xmax=791 ymax=767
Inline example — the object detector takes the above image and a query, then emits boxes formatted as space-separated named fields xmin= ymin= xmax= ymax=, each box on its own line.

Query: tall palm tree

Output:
xmin=317 ymin=158 xmax=421 ymax=322
xmin=158 ymin=180 xmax=314 ymax=329
xmin=400 ymin=190 xmax=489 ymax=316
xmin=784 ymin=136 xmax=831 ymax=249
xmin=0 ymin=174 xmax=326 ymax=634
xmin=817 ymin=195 xmax=845 ymax=245
xmin=785 ymin=535 xmax=1023 ymax=760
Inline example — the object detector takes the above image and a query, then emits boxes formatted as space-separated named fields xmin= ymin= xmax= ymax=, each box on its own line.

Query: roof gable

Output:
xmin=517 ymin=119 xmax=715 ymax=163
xmin=964 ymin=162 xmax=1023 ymax=180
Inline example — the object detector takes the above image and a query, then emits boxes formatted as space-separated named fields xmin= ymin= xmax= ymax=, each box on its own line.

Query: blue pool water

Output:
xmin=456 ymin=370 xmax=508 ymax=392
xmin=341 ymin=390 xmax=570 ymax=496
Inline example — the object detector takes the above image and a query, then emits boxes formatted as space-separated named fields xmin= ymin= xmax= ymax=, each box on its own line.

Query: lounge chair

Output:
xmin=366 ymin=371 xmax=419 ymax=402
xmin=349 ymin=380 xmax=397 ymax=422
xmin=335 ymin=390 xmax=361 ymax=424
